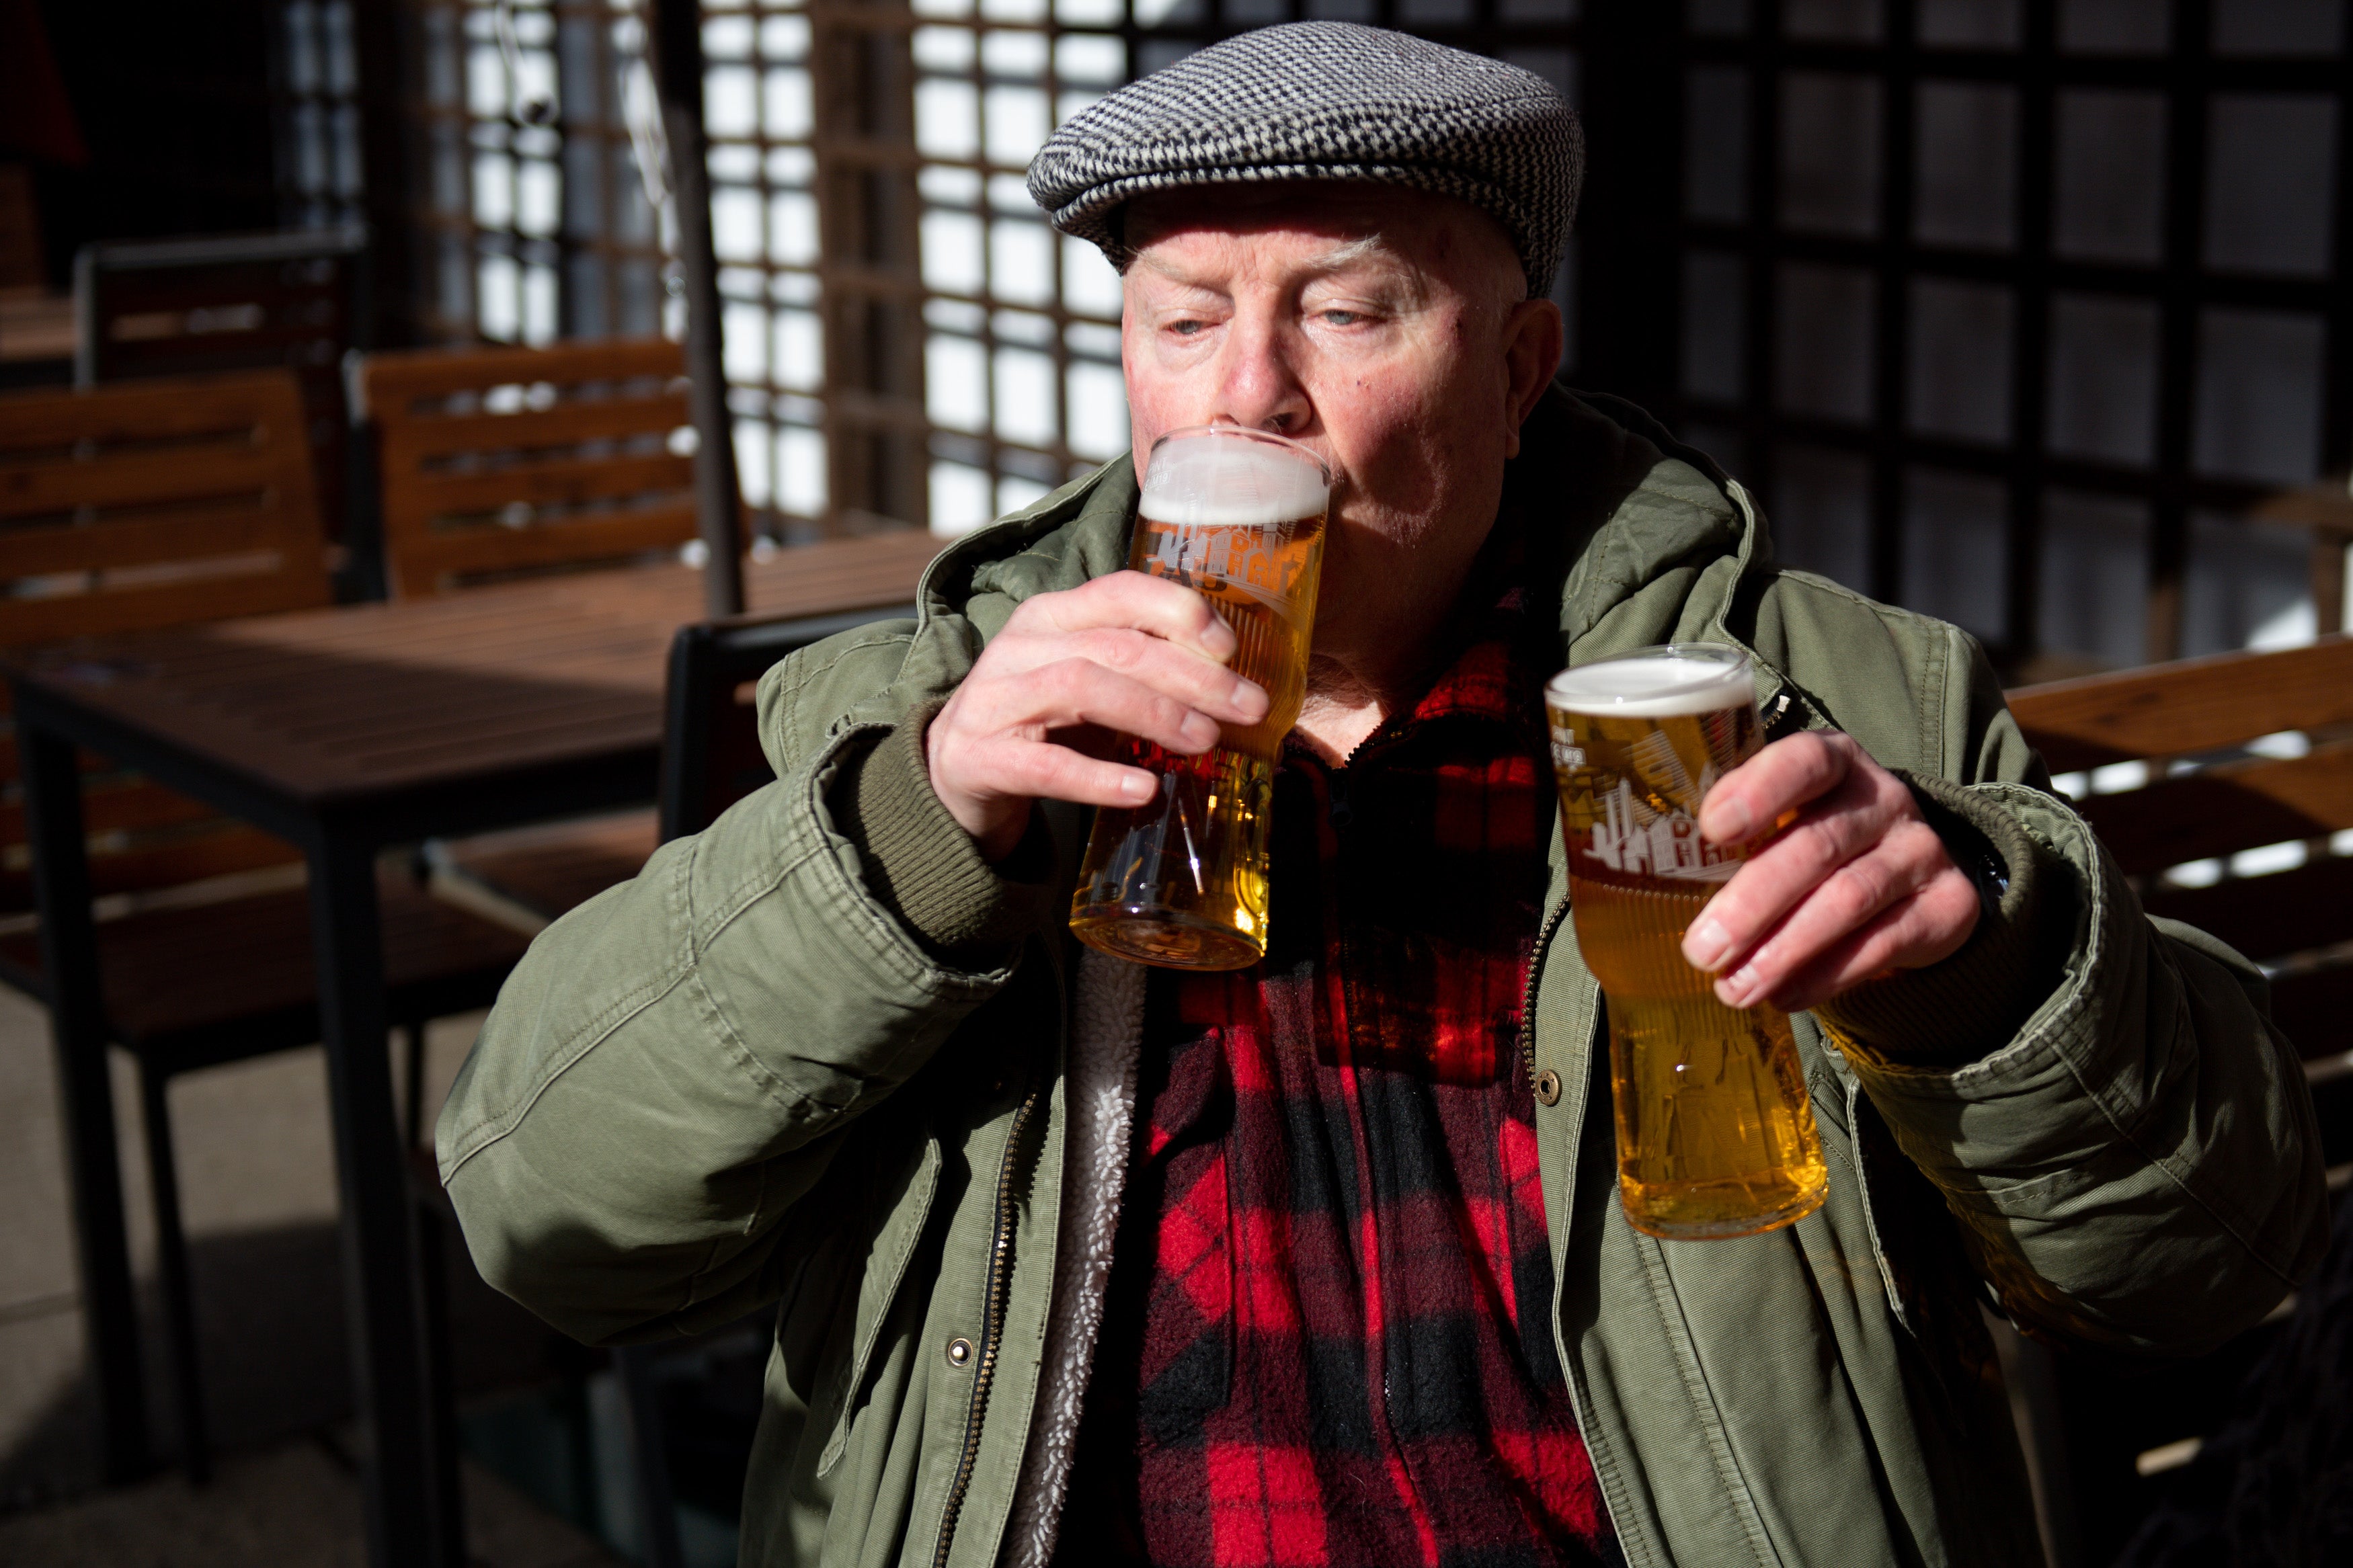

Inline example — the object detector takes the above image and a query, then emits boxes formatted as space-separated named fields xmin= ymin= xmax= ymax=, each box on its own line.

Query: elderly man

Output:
xmin=440 ymin=23 xmax=2324 ymax=1568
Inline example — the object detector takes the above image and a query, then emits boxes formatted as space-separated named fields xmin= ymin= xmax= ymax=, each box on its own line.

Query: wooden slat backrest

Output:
xmin=0 ymin=369 xmax=334 ymax=644
xmin=77 ymin=231 xmax=366 ymax=547
xmin=2007 ymin=638 xmax=2353 ymax=774
xmin=362 ymin=337 xmax=699 ymax=597
xmin=0 ymin=368 xmax=328 ymax=915
xmin=2009 ymin=634 xmax=2353 ymax=1069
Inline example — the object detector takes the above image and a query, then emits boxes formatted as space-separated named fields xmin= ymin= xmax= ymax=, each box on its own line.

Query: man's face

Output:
xmin=1119 ymin=183 xmax=1559 ymax=597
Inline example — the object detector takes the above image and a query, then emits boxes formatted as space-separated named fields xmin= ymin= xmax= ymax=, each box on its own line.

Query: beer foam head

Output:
xmin=1546 ymin=648 xmax=1755 ymax=716
xmin=1141 ymin=429 xmax=1329 ymax=528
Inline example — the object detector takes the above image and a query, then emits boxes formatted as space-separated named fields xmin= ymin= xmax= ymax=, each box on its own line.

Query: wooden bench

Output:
xmin=2005 ymin=633 xmax=2353 ymax=1561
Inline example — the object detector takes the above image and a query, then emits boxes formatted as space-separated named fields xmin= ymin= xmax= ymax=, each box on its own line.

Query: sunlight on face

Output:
xmin=1119 ymin=183 xmax=1547 ymax=569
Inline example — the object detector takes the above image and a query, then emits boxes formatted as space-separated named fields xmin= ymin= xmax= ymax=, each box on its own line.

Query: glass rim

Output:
xmin=1147 ymin=423 xmax=1333 ymax=487
xmin=1544 ymin=643 xmax=1755 ymax=712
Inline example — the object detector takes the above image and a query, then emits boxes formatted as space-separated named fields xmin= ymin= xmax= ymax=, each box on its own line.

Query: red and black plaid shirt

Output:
xmin=1053 ymin=563 xmax=1620 ymax=1568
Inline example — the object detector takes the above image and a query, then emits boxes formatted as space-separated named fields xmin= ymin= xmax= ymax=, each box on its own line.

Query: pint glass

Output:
xmin=1544 ymin=646 xmax=1827 ymax=1239
xmin=1069 ymin=426 xmax=1332 ymax=970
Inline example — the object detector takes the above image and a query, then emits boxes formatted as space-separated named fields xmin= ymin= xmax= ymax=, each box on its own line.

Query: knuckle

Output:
xmin=1041 ymin=658 xmax=1103 ymax=706
xmin=1828 ymin=858 xmax=1887 ymax=917
xmin=1794 ymin=815 xmax=1851 ymax=868
xmin=1081 ymin=628 xmax=1146 ymax=671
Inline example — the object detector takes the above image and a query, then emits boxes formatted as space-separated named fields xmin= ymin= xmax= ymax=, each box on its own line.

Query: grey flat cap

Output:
xmin=1027 ymin=22 xmax=1581 ymax=297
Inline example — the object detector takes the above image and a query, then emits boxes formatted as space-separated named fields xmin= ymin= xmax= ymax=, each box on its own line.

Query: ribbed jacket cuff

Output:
xmin=1813 ymin=772 xmax=2073 ymax=1067
xmin=834 ymin=704 xmax=1056 ymax=966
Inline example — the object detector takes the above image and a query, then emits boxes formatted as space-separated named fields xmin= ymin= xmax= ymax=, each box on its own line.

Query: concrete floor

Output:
xmin=0 ymin=983 xmax=621 ymax=1565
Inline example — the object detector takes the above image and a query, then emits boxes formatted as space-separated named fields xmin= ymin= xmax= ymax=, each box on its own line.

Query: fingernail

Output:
xmin=1683 ymin=916 xmax=1731 ymax=973
xmin=1710 ymin=796 xmax=1753 ymax=843
xmin=1204 ymin=614 xmax=1238 ymax=659
xmin=1716 ymin=964 xmax=1759 ymax=1007
xmin=1121 ymin=772 xmax=1156 ymax=802
xmin=1180 ymin=712 xmax=1220 ymax=748
xmin=1232 ymin=679 xmax=1269 ymax=720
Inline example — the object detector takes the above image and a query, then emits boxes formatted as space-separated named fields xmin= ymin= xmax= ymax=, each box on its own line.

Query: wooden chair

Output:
xmin=74 ymin=229 xmax=370 ymax=581
xmin=2004 ymin=634 xmax=2353 ymax=1561
xmin=0 ymin=368 xmax=533 ymax=1481
xmin=401 ymin=605 xmax=912 ymax=1568
xmin=359 ymin=336 xmax=699 ymax=926
xmin=632 ymin=604 xmax=914 ymax=1568
xmin=360 ymin=337 xmax=698 ymax=598
xmin=0 ymin=163 xmax=44 ymax=292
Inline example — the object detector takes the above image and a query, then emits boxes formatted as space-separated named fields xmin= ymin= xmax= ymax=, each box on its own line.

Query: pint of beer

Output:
xmin=1544 ymin=646 xmax=1827 ymax=1240
xmin=1069 ymin=426 xmax=1331 ymax=970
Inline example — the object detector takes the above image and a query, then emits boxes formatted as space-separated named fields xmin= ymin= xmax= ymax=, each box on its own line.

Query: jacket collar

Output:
xmin=915 ymin=384 xmax=1767 ymax=678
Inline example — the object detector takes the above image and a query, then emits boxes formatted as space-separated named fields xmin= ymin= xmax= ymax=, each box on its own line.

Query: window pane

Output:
xmin=1771 ymin=446 xmax=1872 ymax=589
xmin=2204 ymin=95 xmax=2338 ymax=276
xmin=2061 ymin=0 xmax=2172 ymax=51
xmin=1915 ymin=83 xmax=2016 ymax=249
xmin=1775 ymin=264 xmax=1875 ymax=422
xmin=2212 ymin=0 xmax=2346 ymax=54
xmin=2194 ymin=309 xmax=2327 ymax=484
xmin=1683 ymin=252 xmax=1746 ymax=403
xmin=1909 ymin=281 xmax=2012 ymax=444
xmin=2039 ymin=493 xmax=2150 ymax=667
xmin=2184 ymin=512 xmax=2321 ymax=654
xmin=1921 ymin=0 xmax=2022 ymax=45
xmin=1686 ymin=67 xmax=1750 ymax=223
xmin=1785 ymin=0 xmax=1881 ymax=40
xmin=1780 ymin=74 xmax=1882 ymax=235
xmin=1903 ymin=470 xmax=2008 ymax=642
xmin=1690 ymin=0 xmax=1751 ymax=34
xmin=2048 ymin=294 xmax=2159 ymax=464
xmin=2054 ymin=91 xmax=2167 ymax=262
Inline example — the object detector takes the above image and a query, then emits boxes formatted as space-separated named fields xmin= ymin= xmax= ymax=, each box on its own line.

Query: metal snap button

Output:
xmin=946 ymin=1337 xmax=974 ymax=1367
xmin=1533 ymin=1069 xmax=1562 ymax=1106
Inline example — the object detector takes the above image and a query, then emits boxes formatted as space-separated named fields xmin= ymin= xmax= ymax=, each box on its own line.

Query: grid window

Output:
xmin=1676 ymin=5 xmax=2353 ymax=672
xmin=904 ymin=0 xmax=1131 ymax=537
xmin=352 ymin=0 xmax=1585 ymax=541
xmin=277 ymin=1 xmax=366 ymax=227
xmin=413 ymin=0 xmax=573 ymax=344
xmin=701 ymin=0 xmax=824 ymax=535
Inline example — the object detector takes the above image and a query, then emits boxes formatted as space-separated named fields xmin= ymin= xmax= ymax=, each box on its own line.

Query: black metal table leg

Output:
xmin=307 ymin=833 xmax=463 ymax=1568
xmin=19 ymin=718 xmax=152 ymax=1483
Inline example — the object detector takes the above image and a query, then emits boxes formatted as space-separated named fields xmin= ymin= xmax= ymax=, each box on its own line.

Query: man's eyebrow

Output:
xmin=1129 ymin=232 xmax=1408 ymax=288
xmin=1302 ymin=235 xmax=1390 ymax=275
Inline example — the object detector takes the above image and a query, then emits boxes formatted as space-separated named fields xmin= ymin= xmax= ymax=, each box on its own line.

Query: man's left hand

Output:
xmin=1679 ymin=732 xmax=1983 ymax=1014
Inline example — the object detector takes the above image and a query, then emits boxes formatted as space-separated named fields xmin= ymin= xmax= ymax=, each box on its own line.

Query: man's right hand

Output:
xmin=924 ymin=570 xmax=1271 ymax=862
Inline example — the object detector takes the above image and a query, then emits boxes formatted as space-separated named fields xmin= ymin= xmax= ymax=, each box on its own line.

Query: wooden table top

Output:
xmin=11 ymin=532 xmax=944 ymax=807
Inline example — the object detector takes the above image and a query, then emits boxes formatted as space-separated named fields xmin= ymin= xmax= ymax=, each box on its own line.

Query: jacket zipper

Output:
xmin=1519 ymin=908 xmax=1645 ymax=1565
xmin=1519 ymin=893 xmax=1573 ymax=1089
xmin=930 ymin=1069 xmax=1043 ymax=1568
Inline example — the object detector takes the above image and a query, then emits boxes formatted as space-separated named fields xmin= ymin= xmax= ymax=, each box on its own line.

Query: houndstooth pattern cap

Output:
xmin=1027 ymin=23 xmax=1582 ymax=298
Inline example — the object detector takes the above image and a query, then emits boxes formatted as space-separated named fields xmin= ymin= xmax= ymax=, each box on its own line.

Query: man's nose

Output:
xmin=1211 ymin=317 xmax=1311 ymax=435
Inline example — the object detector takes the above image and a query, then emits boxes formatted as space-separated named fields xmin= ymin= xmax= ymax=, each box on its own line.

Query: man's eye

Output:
xmin=1320 ymin=309 xmax=1363 ymax=327
xmin=1167 ymin=319 xmax=1207 ymax=337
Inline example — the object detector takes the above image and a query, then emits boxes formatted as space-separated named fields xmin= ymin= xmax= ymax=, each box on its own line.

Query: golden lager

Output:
xmin=1545 ymin=646 xmax=1827 ymax=1240
xmin=1070 ymin=427 xmax=1331 ymax=970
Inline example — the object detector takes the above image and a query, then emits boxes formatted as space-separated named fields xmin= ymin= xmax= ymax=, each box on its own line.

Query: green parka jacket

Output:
xmin=438 ymin=388 xmax=2328 ymax=1568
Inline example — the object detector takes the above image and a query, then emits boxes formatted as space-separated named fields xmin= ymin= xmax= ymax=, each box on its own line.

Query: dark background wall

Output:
xmin=25 ymin=0 xmax=282 ymax=285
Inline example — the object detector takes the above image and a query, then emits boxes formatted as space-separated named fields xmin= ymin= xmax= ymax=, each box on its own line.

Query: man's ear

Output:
xmin=1500 ymin=297 xmax=1564 ymax=460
